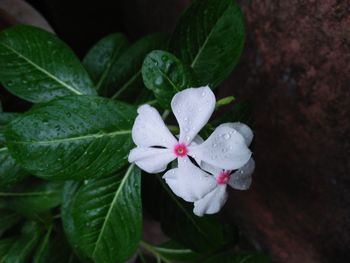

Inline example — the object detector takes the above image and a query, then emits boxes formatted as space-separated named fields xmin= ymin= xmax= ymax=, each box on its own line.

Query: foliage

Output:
xmin=0 ymin=0 xmax=267 ymax=262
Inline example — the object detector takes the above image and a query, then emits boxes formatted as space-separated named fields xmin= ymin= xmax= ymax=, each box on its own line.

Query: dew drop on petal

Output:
xmin=201 ymin=91 xmax=206 ymax=97
xmin=224 ymin=133 xmax=231 ymax=140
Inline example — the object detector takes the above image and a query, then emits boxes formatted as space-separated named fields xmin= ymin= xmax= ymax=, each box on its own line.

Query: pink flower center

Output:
xmin=216 ymin=171 xmax=231 ymax=185
xmin=173 ymin=143 xmax=188 ymax=157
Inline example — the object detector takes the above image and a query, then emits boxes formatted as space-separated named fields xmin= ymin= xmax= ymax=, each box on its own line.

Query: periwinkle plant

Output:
xmin=0 ymin=0 xmax=269 ymax=262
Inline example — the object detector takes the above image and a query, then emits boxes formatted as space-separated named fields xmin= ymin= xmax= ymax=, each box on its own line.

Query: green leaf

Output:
xmin=62 ymin=165 xmax=142 ymax=263
xmin=0 ymin=221 xmax=41 ymax=263
xmin=0 ymin=147 xmax=28 ymax=189
xmin=33 ymin=225 xmax=80 ymax=263
xmin=2 ymin=180 xmax=64 ymax=218
xmin=5 ymin=95 xmax=136 ymax=180
xmin=142 ymin=50 xmax=198 ymax=109
xmin=0 ymin=112 xmax=21 ymax=145
xmin=0 ymin=25 xmax=96 ymax=103
xmin=0 ymin=209 xmax=21 ymax=237
xmin=83 ymin=33 xmax=130 ymax=95
xmin=61 ymin=181 xmax=93 ymax=263
xmin=108 ymin=33 xmax=168 ymax=100
xmin=203 ymin=251 xmax=271 ymax=263
xmin=0 ymin=112 xmax=29 ymax=189
xmin=169 ymin=0 xmax=245 ymax=87
xmin=143 ymin=175 xmax=237 ymax=253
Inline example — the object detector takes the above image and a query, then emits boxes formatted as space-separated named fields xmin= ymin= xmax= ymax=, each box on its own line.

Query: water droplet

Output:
xmin=185 ymin=135 xmax=191 ymax=141
xmin=240 ymin=170 xmax=244 ymax=174
xmin=224 ymin=133 xmax=231 ymax=140
xmin=184 ymin=117 xmax=189 ymax=122
xmin=155 ymin=76 xmax=163 ymax=85
xmin=154 ymin=61 xmax=158 ymax=66
xmin=222 ymin=148 xmax=228 ymax=153
xmin=184 ymin=127 xmax=190 ymax=132
xmin=201 ymin=91 xmax=206 ymax=97
xmin=212 ymin=143 xmax=217 ymax=148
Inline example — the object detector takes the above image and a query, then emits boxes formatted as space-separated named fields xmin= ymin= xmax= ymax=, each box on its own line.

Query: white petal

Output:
xmin=228 ymin=158 xmax=255 ymax=190
xmin=221 ymin=122 xmax=253 ymax=146
xmin=163 ymin=157 xmax=217 ymax=202
xmin=199 ymin=162 xmax=222 ymax=177
xmin=132 ymin=105 xmax=177 ymax=148
xmin=189 ymin=125 xmax=252 ymax=170
xmin=128 ymin=147 xmax=176 ymax=173
xmin=171 ymin=86 xmax=215 ymax=144
xmin=193 ymin=186 xmax=228 ymax=216
xmin=189 ymin=135 xmax=204 ymax=165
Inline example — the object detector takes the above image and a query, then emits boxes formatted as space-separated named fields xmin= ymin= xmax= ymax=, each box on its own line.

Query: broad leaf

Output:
xmin=61 ymin=181 xmax=93 ymax=263
xmin=203 ymin=251 xmax=271 ymax=263
xmin=3 ymin=180 xmax=64 ymax=218
xmin=143 ymin=175 xmax=237 ymax=253
xmin=169 ymin=0 xmax=245 ymax=87
xmin=83 ymin=33 xmax=130 ymax=95
xmin=108 ymin=33 xmax=168 ymax=100
xmin=62 ymin=165 xmax=142 ymax=263
xmin=0 ymin=147 xmax=28 ymax=189
xmin=142 ymin=50 xmax=198 ymax=109
xmin=0 ymin=25 xmax=96 ymax=103
xmin=0 ymin=112 xmax=28 ymax=188
xmin=0 ymin=221 xmax=41 ymax=263
xmin=5 ymin=96 xmax=136 ymax=180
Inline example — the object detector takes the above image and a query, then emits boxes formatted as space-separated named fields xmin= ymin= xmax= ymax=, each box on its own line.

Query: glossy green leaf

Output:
xmin=108 ymin=33 xmax=168 ymax=100
xmin=62 ymin=165 xmax=142 ymax=263
xmin=142 ymin=50 xmax=198 ymax=109
xmin=5 ymin=96 xmax=136 ymax=180
xmin=83 ymin=33 xmax=130 ymax=95
xmin=203 ymin=251 xmax=271 ymax=263
xmin=3 ymin=180 xmax=64 ymax=218
xmin=143 ymin=175 xmax=237 ymax=253
xmin=0 ymin=221 xmax=41 ymax=263
xmin=170 ymin=0 xmax=245 ymax=87
xmin=61 ymin=181 xmax=93 ymax=263
xmin=0 ymin=112 xmax=29 ymax=189
xmin=0 ymin=147 xmax=28 ymax=189
xmin=0 ymin=25 xmax=96 ymax=103
xmin=0 ymin=209 xmax=21 ymax=237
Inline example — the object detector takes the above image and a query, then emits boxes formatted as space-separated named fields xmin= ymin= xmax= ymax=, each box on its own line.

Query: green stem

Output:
xmin=139 ymin=240 xmax=172 ymax=263
xmin=162 ymin=110 xmax=170 ymax=120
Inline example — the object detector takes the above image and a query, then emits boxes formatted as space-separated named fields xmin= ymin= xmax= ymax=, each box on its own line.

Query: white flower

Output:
xmin=164 ymin=123 xmax=255 ymax=216
xmin=128 ymin=86 xmax=252 ymax=203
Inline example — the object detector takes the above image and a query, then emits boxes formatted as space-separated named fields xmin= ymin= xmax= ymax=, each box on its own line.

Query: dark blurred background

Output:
xmin=1 ymin=1 xmax=349 ymax=262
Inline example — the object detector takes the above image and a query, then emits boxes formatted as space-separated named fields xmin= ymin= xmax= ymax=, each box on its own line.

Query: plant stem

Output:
xmin=139 ymin=240 xmax=172 ymax=263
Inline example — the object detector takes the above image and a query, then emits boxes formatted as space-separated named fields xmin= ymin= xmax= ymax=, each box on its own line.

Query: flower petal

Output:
xmin=163 ymin=157 xmax=217 ymax=202
xmin=189 ymin=125 xmax=252 ymax=170
xmin=128 ymin=147 xmax=176 ymax=173
xmin=221 ymin=122 xmax=253 ymax=146
xmin=228 ymin=158 xmax=255 ymax=190
xmin=193 ymin=186 xmax=227 ymax=216
xmin=132 ymin=105 xmax=177 ymax=148
xmin=171 ymin=86 xmax=215 ymax=144
xmin=199 ymin=162 xmax=222 ymax=177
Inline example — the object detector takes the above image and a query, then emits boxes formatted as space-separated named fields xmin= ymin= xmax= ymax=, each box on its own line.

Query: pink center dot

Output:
xmin=174 ymin=143 xmax=188 ymax=157
xmin=217 ymin=171 xmax=231 ymax=185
